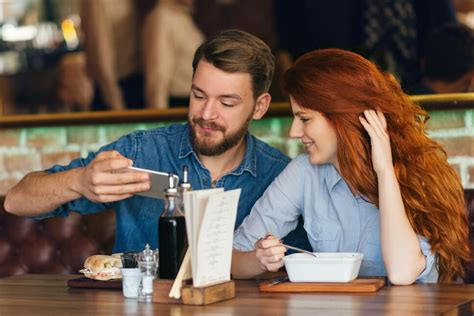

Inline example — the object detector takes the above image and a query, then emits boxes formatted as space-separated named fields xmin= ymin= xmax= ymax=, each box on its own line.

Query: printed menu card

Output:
xmin=169 ymin=188 xmax=241 ymax=298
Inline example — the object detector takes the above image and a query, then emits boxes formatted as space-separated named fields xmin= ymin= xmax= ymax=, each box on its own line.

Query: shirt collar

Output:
xmin=178 ymin=124 xmax=257 ymax=177
xmin=178 ymin=124 xmax=195 ymax=159
xmin=229 ymin=133 xmax=257 ymax=177
xmin=324 ymin=164 xmax=343 ymax=191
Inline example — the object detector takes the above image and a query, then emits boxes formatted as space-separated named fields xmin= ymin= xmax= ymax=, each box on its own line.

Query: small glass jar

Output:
xmin=135 ymin=244 xmax=159 ymax=302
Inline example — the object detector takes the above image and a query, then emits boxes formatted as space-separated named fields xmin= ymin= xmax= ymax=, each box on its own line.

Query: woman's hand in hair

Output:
xmin=255 ymin=234 xmax=287 ymax=272
xmin=359 ymin=110 xmax=394 ymax=176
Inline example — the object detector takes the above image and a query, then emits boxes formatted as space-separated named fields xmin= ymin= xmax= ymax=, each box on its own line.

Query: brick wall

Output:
xmin=426 ymin=110 xmax=474 ymax=187
xmin=0 ymin=109 xmax=473 ymax=195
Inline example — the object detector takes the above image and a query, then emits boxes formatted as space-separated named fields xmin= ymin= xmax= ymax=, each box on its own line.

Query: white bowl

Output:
xmin=283 ymin=252 xmax=364 ymax=283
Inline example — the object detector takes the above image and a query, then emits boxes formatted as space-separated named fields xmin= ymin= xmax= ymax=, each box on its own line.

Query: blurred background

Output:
xmin=0 ymin=0 xmax=473 ymax=115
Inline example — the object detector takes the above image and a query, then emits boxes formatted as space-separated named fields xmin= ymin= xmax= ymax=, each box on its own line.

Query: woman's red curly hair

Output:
xmin=283 ymin=48 xmax=469 ymax=283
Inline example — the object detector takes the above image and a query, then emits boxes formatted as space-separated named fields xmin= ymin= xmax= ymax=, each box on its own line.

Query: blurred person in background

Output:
xmin=409 ymin=23 xmax=474 ymax=94
xmin=143 ymin=0 xmax=204 ymax=109
xmin=81 ymin=0 xmax=156 ymax=111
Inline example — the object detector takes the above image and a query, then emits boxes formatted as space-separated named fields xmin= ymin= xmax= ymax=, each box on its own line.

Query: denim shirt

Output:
xmin=41 ymin=123 xmax=292 ymax=253
xmin=234 ymin=155 xmax=437 ymax=283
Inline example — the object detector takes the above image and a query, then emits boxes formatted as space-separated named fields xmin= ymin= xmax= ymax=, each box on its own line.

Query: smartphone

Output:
xmin=126 ymin=166 xmax=179 ymax=200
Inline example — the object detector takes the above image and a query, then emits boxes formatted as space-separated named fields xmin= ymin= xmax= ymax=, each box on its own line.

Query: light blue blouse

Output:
xmin=233 ymin=155 xmax=437 ymax=283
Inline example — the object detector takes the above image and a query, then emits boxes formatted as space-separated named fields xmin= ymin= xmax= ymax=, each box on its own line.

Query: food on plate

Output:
xmin=79 ymin=255 xmax=123 ymax=280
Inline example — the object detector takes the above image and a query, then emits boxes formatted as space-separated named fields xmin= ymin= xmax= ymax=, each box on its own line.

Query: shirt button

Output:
xmin=203 ymin=180 xmax=209 ymax=185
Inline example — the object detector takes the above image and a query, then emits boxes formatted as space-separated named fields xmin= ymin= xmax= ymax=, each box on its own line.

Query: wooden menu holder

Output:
xmin=152 ymin=278 xmax=235 ymax=305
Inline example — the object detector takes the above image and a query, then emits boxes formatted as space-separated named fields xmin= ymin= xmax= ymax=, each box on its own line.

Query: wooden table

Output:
xmin=0 ymin=274 xmax=474 ymax=315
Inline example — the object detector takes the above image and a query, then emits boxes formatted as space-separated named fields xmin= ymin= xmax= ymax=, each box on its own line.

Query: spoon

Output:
xmin=260 ymin=233 xmax=318 ymax=258
xmin=280 ymin=242 xmax=318 ymax=258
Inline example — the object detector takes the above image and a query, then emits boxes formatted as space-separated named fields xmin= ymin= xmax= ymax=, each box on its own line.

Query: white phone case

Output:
xmin=127 ymin=166 xmax=179 ymax=199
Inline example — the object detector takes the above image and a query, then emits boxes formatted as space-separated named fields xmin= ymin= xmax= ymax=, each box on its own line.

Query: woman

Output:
xmin=231 ymin=48 xmax=469 ymax=284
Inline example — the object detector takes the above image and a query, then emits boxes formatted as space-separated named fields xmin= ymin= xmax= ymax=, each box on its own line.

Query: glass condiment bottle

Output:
xmin=158 ymin=173 xmax=187 ymax=279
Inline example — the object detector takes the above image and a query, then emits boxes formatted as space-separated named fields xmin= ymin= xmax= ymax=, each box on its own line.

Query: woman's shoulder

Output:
xmin=284 ymin=156 xmax=337 ymax=184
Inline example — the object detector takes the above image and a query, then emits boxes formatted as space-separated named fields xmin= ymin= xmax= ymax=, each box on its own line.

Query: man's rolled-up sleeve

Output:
xmin=34 ymin=134 xmax=135 ymax=220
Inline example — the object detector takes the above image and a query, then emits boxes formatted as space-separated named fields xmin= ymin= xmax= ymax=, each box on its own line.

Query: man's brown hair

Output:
xmin=192 ymin=29 xmax=275 ymax=99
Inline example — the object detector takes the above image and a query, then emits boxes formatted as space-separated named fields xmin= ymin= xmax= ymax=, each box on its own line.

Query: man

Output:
xmin=5 ymin=30 xmax=306 ymax=253
xmin=409 ymin=23 xmax=474 ymax=94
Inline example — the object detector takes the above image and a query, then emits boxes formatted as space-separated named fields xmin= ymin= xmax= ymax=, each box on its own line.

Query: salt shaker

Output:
xmin=136 ymin=244 xmax=159 ymax=302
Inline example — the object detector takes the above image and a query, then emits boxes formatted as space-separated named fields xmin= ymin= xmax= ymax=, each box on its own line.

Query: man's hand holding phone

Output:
xmin=74 ymin=150 xmax=151 ymax=203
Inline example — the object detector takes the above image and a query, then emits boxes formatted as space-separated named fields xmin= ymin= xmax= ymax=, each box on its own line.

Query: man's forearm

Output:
xmin=4 ymin=169 xmax=84 ymax=216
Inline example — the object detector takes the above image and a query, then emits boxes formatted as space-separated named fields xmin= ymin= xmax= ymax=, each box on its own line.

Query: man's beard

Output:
xmin=189 ymin=116 xmax=251 ymax=156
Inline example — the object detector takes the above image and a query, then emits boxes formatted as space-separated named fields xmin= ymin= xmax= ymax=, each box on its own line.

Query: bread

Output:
xmin=79 ymin=255 xmax=123 ymax=280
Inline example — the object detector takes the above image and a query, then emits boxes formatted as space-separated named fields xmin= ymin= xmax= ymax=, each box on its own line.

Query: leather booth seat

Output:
xmin=0 ymin=191 xmax=473 ymax=281
xmin=0 ymin=196 xmax=115 ymax=277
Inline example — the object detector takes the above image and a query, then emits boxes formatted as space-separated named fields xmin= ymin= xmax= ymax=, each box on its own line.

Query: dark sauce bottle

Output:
xmin=158 ymin=173 xmax=187 ymax=279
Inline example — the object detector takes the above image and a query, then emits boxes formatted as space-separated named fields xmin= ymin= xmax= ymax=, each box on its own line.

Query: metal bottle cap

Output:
xmin=165 ymin=173 xmax=178 ymax=195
